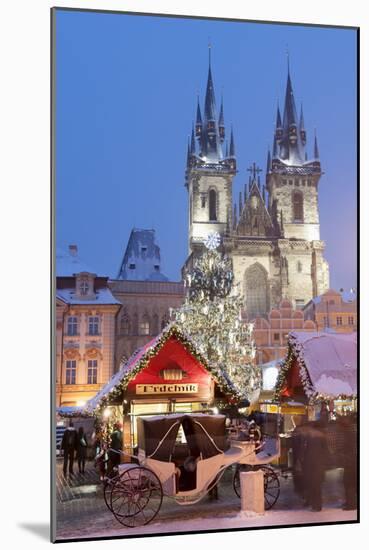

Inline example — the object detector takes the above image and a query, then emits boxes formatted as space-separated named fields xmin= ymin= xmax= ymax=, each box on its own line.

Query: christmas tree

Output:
xmin=174 ymin=233 xmax=261 ymax=400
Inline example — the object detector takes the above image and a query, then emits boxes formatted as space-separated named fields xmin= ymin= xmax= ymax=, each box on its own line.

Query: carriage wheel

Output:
xmin=109 ymin=466 xmax=163 ymax=528
xmin=103 ymin=474 xmax=119 ymax=512
xmin=260 ymin=466 xmax=280 ymax=510
xmin=233 ymin=465 xmax=280 ymax=510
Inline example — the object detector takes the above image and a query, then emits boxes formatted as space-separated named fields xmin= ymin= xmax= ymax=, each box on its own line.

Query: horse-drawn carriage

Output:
xmin=103 ymin=413 xmax=281 ymax=527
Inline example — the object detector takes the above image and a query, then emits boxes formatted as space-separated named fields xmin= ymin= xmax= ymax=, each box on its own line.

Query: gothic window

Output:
xmin=297 ymin=261 xmax=302 ymax=273
xmin=139 ymin=314 xmax=150 ymax=335
xmin=201 ymin=195 xmax=206 ymax=208
xmin=65 ymin=360 xmax=76 ymax=385
xmin=161 ymin=312 xmax=170 ymax=330
xmin=292 ymin=191 xmax=303 ymax=222
xmin=151 ymin=313 xmax=159 ymax=335
xmin=209 ymin=189 xmax=217 ymax=221
xmin=120 ymin=312 xmax=130 ymax=335
xmin=244 ymin=263 xmax=269 ymax=319
xmin=67 ymin=316 xmax=78 ymax=336
xmin=87 ymin=359 xmax=98 ymax=384
xmin=132 ymin=313 xmax=138 ymax=335
xmin=88 ymin=316 xmax=99 ymax=335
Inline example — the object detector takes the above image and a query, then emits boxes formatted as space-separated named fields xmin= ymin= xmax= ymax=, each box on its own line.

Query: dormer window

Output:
xmin=80 ymin=281 xmax=89 ymax=295
xmin=129 ymin=263 xmax=136 ymax=270
xmin=154 ymin=265 xmax=160 ymax=272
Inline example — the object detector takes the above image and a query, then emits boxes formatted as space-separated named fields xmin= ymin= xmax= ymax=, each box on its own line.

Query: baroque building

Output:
xmin=56 ymin=246 xmax=121 ymax=407
xmin=303 ymin=288 xmax=357 ymax=333
xmin=184 ymin=53 xmax=330 ymax=319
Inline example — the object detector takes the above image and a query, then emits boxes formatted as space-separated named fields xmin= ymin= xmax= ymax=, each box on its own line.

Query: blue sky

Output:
xmin=55 ymin=9 xmax=357 ymax=291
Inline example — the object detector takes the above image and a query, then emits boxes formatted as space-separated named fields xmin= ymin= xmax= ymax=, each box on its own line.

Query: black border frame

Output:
xmin=50 ymin=6 xmax=360 ymax=543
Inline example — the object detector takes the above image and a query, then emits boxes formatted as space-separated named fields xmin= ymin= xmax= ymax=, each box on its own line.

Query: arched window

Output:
xmin=151 ymin=313 xmax=159 ymax=335
xmin=292 ymin=191 xmax=303 ymax=222
xmin=244 ymin=263 xmax=270 ymax=319
xmin=120 ymin=311 xmax=130 ymax=335
xmin=139 ymin=314 xmax=150 ymax=335
xmin=297 ymin=260 xmax=302 ymax=273
xmin=209 ymin=189 xmax=217 ymax=221
xmin=161 ymin=312 xmax=170 ymax=330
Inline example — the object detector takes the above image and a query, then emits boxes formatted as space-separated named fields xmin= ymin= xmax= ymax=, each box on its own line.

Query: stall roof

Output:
xmin=84 ymin=323 xmax=240 ymax=413
xmin=276 ymin=331 xmax=357 ymax=400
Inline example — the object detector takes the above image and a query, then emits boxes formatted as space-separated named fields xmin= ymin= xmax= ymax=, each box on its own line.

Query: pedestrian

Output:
xmin=108 ymin=422 xmax=123 ymax=475
xmin=76 ymin=426 xmax=88 ymax=474
xmin=301 ymin=420 xmax=329 ymax=511
xmin=340 ymin=413 xmax=357 ymax=510
xmin=61 ymin=420 xmax=78 ymax=476
xmin=317 ymin=402 xmax=329 ymax=426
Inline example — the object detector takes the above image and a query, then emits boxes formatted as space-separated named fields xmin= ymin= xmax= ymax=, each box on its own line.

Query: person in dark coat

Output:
xmin=108 ymin=422 xmax=123 ymax=475
xmin=76 ymin=426 xmax=88 ymax=474
xmin=340 ymin=413 xmax=357 ymax=510
xmin=61 ymin=420 xmax=78 ymax=476
xmin=301 ymin=420 xmax=329 ymax=511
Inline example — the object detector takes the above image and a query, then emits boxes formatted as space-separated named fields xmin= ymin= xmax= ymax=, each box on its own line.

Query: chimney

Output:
xmin=69 ymin=244 xmax=78 ymax=257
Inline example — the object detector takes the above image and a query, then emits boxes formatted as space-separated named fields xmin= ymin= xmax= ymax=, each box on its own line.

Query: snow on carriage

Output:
xmin=104 ymin=413 xmax=281 ymax=527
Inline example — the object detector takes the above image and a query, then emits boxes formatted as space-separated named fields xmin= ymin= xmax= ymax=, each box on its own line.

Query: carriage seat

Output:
xmin=252 ymin=437 xmax=280 ymax=464
xmin=222 ymin=445 xmax=245 ymax=466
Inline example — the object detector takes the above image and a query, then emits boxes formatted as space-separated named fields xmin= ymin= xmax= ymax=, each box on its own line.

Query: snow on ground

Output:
xmin=57 ymin=508 xmax=357 ymax=540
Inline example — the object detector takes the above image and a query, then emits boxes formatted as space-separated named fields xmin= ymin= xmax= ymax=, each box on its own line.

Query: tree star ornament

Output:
xmin=204 ymin=232 xmax=221 ymax=250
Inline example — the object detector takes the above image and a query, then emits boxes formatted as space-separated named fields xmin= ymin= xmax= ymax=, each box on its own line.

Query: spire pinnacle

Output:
xmin=229 ymin=126 xmax=235 ymax=157
xmin=218 ymin=94 xmax=225 ymax=142
xmin=314 ymin=129 xmax=320 ymax=159
xmin=191 ymin=124 xmax=196 ymax=154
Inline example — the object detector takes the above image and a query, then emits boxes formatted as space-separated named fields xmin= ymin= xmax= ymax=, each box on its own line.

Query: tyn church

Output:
xmin=184 ymin=53 xmax=330 ymax=319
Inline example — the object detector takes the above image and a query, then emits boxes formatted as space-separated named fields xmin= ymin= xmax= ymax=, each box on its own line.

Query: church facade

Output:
xmin=184 ymin=54 xmax=329 ymax=319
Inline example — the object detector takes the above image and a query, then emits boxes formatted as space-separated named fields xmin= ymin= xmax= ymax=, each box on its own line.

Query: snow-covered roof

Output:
xmin=277 ymin=331 xmax=357 ymax=400
xmin=84 ymin=324 xmax=238 ymax=413
xmin=56 ymin=287 xmax=121 ymax=306
xmin=117 ymin=229 xmax=169 ymax=282
xmin=56 ymin=247 xmax=98 ymax=277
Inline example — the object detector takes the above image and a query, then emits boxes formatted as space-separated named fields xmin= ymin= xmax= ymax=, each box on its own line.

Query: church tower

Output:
xmin=185 ymin=48 xmax=236 ymax=260
xmin=267 ymin=64 xmax=322 ymax=242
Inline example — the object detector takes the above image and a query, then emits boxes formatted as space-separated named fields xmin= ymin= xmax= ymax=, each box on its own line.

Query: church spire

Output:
xmin=314 ymin=130 xmax=320 ymax=159
xmin=218 ymin=95 xmax=225 ymax=142
xmin=229 ymin=126 xmax=235 ymax=157
xmin=190 ymin=124 xmax=196 ymax=154
xmin=266 ymin=149 xmax=271 ymax=173
xmin=195 ymin=96 xmax=202 ymax=139
xmin=299 ymin=103 xmax=306 ymax=146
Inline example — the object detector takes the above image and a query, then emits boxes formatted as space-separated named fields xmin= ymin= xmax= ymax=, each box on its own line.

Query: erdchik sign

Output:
xmin=136 ymin=384 xmax=198 ymax=395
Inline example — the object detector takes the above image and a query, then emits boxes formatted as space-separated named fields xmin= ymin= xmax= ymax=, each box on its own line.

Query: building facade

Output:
xmin=184 ymin=54 xmax=330 ymax=317
xmin=56 ymin=246 xmax=121 ymax=407
xmin=252 ymin=298 xmax=317 ymax=365
xmin=303 ymin=288 xmax=357 ymax=333
xmin=111 ymin=229 xmax=185 ymax=368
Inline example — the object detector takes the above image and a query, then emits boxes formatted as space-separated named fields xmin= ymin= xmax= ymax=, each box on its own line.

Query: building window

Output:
xmin=297 ymin=261 xmax=302 ymax=273
xmin=323 ymin=316 xmax=328 ymax=327
xmin=282 ymin=179 xmax=287 ymax=185
xmin=295 ymin=299 xmax=305 ymax=310
xmin=348 ymin=316 xmax=354 ymax=326
xmin=209 ymin=189 xmax=217 ymax=221
xmin=87 ymin=359 xmax=98 ymax=384
xmin=66 ymin=360 xmax=76 ymax=385
xmin=67 ymin=316 xmax=78 ymax=336
xmin=141 ymin=246 xmax=147 ymax=253
xmin=151 ymin=313 xmax=159 ymax=335
xmin=139 ymin=316 xmax=150 ymax=335
xmin=201 ymin=195 xmax=206 ymax=208
xmin=292 ymin=191 xmax=303 ymax=222
xmin=88 ymin=316 xmax=99 ymax=335
xmin=337 ymin=317 xmax=343 ymax=326
xmin=80 ymin=280 xmax=89 ymax=295
xmin=273 ymin=333 xmax=279 ymax=342
xmin=154 ymin=265 xmax=160 ymax=272
xmin=161 ymin=313 xmax=170 ymax=330
xmin=129 ymin=263 xmax=135 ymax=269
xmin=288 ymin=179 xmax=293 ymax=185
xmin=120 ymin=313 xmax=130 ymax=335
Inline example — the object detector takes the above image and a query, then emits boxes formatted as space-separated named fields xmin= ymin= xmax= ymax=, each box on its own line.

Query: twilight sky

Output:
xmin=55 ymin=9 xmax=357 ymax=291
